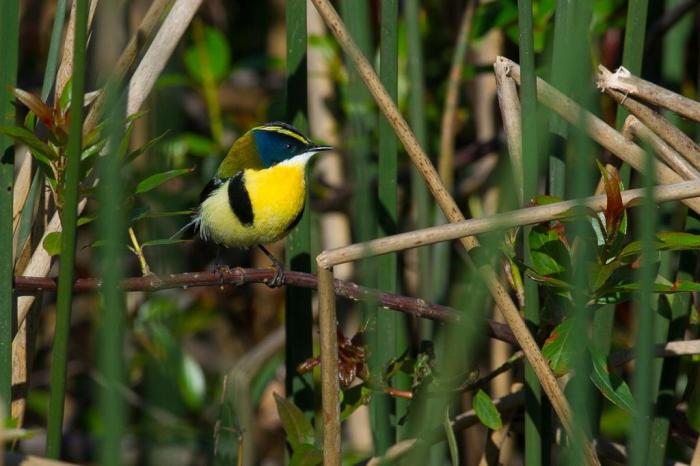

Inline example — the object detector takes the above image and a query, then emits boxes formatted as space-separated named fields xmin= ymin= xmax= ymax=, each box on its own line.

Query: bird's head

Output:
xmin=217 ymin=122 xmax=332 ymax=177
xmin=251 ymin=122 xmax=332 ymax=167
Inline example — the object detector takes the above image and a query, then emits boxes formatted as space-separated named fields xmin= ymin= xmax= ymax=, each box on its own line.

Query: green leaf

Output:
xmin=134 ymin=167 xmax=194 ymax=194
xmin=0 ymin=125 xmax=56 ymax=159
xmin=589 ymin=346 xmax=635 ymax=413
xmin=473 ymin=389 xmax=502 ymax=430
xmin=184 ymin=26 xmax=231 ymax=83
xmin=274 ymin=393 xmax=315 ymax=449
xmin=619 ymin=232 xmax=700 ymax=259
xmin=340 ymin=384 xmax=372 ymax=421
xmin=528 ymin=225 xmax=570 ymax=276
xmin=43 ymin=231 xmax=62 ymax=256
xmin=126 ymin=130 xmax=169 ymax=163
xmin=178 ymin=351 xmax=206 ymax=410
xmin=289 ymin=443 xmax=323 ymax=466
xmin=542 ymin=318 xmax=574 ymax=376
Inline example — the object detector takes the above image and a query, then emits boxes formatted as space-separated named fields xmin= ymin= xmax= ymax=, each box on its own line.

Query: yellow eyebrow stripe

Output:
xmin=257 ymin=126 xmax=309 ymax=144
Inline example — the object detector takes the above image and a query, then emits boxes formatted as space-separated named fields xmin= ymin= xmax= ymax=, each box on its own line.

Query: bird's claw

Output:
xmin=214 ymin=264 xmax=232 ymax=286
xmin=267 ymin=263 xmax=286 ymax=288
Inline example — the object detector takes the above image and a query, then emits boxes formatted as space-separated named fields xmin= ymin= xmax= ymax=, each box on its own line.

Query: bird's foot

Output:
xmin=214 ymin=264 xmax=232 ymax=287
xmin=267 ymin=261 xmax=286 ymax=288
xmin=258 ymin=244 xmax=286 ymax=288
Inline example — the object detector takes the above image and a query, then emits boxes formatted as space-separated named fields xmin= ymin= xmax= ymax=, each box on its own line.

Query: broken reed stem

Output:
xmin=83 ymin=0 xmax=173 ymax=131
xmin=623 ymin=115 xmax=700 ymax=180
xmin=318 ymin=179 xmax=700 ymax=267
xmin=317 ymin=266 xmax=341 ymax=466
xmin=598 ymin=67 xmax=700 ymax=169
xmin=438 ymin=0 xmax=476 ymax=192
xmin=503 ymin=57 xmax=700 ymax=215
xmin=127 ymin=0 xmax=203 ymax=115
xmin=310 ymin=1 xmax=592 ymax=461
xmin=599 ymin=64 xmax=700 ymax=123
xmin=494 ymin=57 xmax=524 ymax=202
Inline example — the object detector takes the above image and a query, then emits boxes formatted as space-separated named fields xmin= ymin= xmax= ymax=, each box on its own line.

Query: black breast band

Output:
xmin=227 ymin=171 xmax=254 ymax=227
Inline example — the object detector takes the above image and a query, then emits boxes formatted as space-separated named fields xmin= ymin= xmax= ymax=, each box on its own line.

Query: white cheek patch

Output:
xmin=280 ymin=151 xmax=319 ymax=167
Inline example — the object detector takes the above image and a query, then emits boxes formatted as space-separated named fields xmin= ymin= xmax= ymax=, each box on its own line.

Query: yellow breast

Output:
xmin=198 ymin=161 xmax=307 ymax=247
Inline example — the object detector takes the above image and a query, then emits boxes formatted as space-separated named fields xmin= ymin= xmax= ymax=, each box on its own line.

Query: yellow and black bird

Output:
xmin=192 ymin=122 xmax=332 ymax=286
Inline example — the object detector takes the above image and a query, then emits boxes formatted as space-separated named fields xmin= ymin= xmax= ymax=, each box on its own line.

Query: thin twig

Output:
xmin=502 ymin=57 xmax=700 ymax=215
xmin=310 ymin=2 xmax=596 ymax=461
xmin=597 ymin=64 xmax=700 ymax=123
xmin=127 ymin=227 xmax=151 ymax=276
xmin=623 ymin=115 xmax=700 ymax=180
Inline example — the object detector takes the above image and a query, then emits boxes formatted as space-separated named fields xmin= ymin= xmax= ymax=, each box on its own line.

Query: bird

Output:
xmin=190 ymin=121 xmax=332 ymax=286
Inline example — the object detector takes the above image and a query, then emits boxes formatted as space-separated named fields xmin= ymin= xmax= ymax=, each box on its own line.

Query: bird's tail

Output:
xmin=170 ymin=210 xmax=205 ymax=241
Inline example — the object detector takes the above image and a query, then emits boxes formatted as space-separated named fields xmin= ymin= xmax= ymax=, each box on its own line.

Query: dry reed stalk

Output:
xmin=126 ymin=0 xmax=203 ymax=115
xmin=598 ymin=65 xmax=700 ymax=123
xmin=317 ymin=267 xmax=341 ymax=465
xmin=623 ymin=115 xmax=700 ymax=180
xmin=502 ymin=57 xmax=700 ymax=215
xmin=494 ymin=57 xmax=523 ymax=201
xmin=438 ymin=0 xmax=476 ymax=192
xmin=310 ymin=2 xmax=597 ymax=462
xmin=83 ymin=0 xmax=173 ymax=131
xmin=318 ymin=179 xmax=700 ymax=267
xmin=598 ymin=66 xmax=700 ymax=169
xmin=11 ymin=153 xmax=32 ymax=238
xmin=54 ymin=0 xmax=99 ymax=100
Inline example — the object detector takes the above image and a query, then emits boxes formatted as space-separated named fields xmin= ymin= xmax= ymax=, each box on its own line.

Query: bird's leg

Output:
xmin=258 ymin=244 xmax=285 ymax=287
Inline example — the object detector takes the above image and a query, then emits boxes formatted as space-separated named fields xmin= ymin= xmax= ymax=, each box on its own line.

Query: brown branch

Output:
xmin=13 ymin=268 xmax=512 ymax=339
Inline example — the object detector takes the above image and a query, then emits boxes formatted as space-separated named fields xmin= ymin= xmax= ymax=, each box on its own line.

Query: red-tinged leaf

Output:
xmin=10 ymin=87 xmax=53 ymax=127
xmin=597 ymin=162 xmax=624 ymax=237
xmin=542 ymin=319 xmax=574 ymax=376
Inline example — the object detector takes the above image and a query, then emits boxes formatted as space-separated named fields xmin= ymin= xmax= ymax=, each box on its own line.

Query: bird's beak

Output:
xmin=309 ymin=144 xmax=333 ymax=152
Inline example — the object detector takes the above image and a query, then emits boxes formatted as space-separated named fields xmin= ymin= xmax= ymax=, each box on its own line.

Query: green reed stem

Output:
xmin=615 ymin=0 xmax=650 ymax=130
xmin=404 ymin=0 xmax=432 ymax=342
xmin=97 ymin=94 xmax=127 ymax=466
xmin=518 ymin=1 xmax=546 ymax=464
xmin=0 ymin=0 xmax=20 ymax=415
xmin=96 ymin=3 xmax=127 ymax=463
xmin=629 ymin=146 xmax=656 ymax=466
xmin=373 ymin=0 xmax=400 ymax=451
xmin=46 ymin=0 xmax=89 ymax=457
xmin=285 ymin=0 xmax=314 ymax=417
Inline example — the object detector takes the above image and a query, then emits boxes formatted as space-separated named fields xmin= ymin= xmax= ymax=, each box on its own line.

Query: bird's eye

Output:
xmin=285 ymin=143 xmax=292 ymax=150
